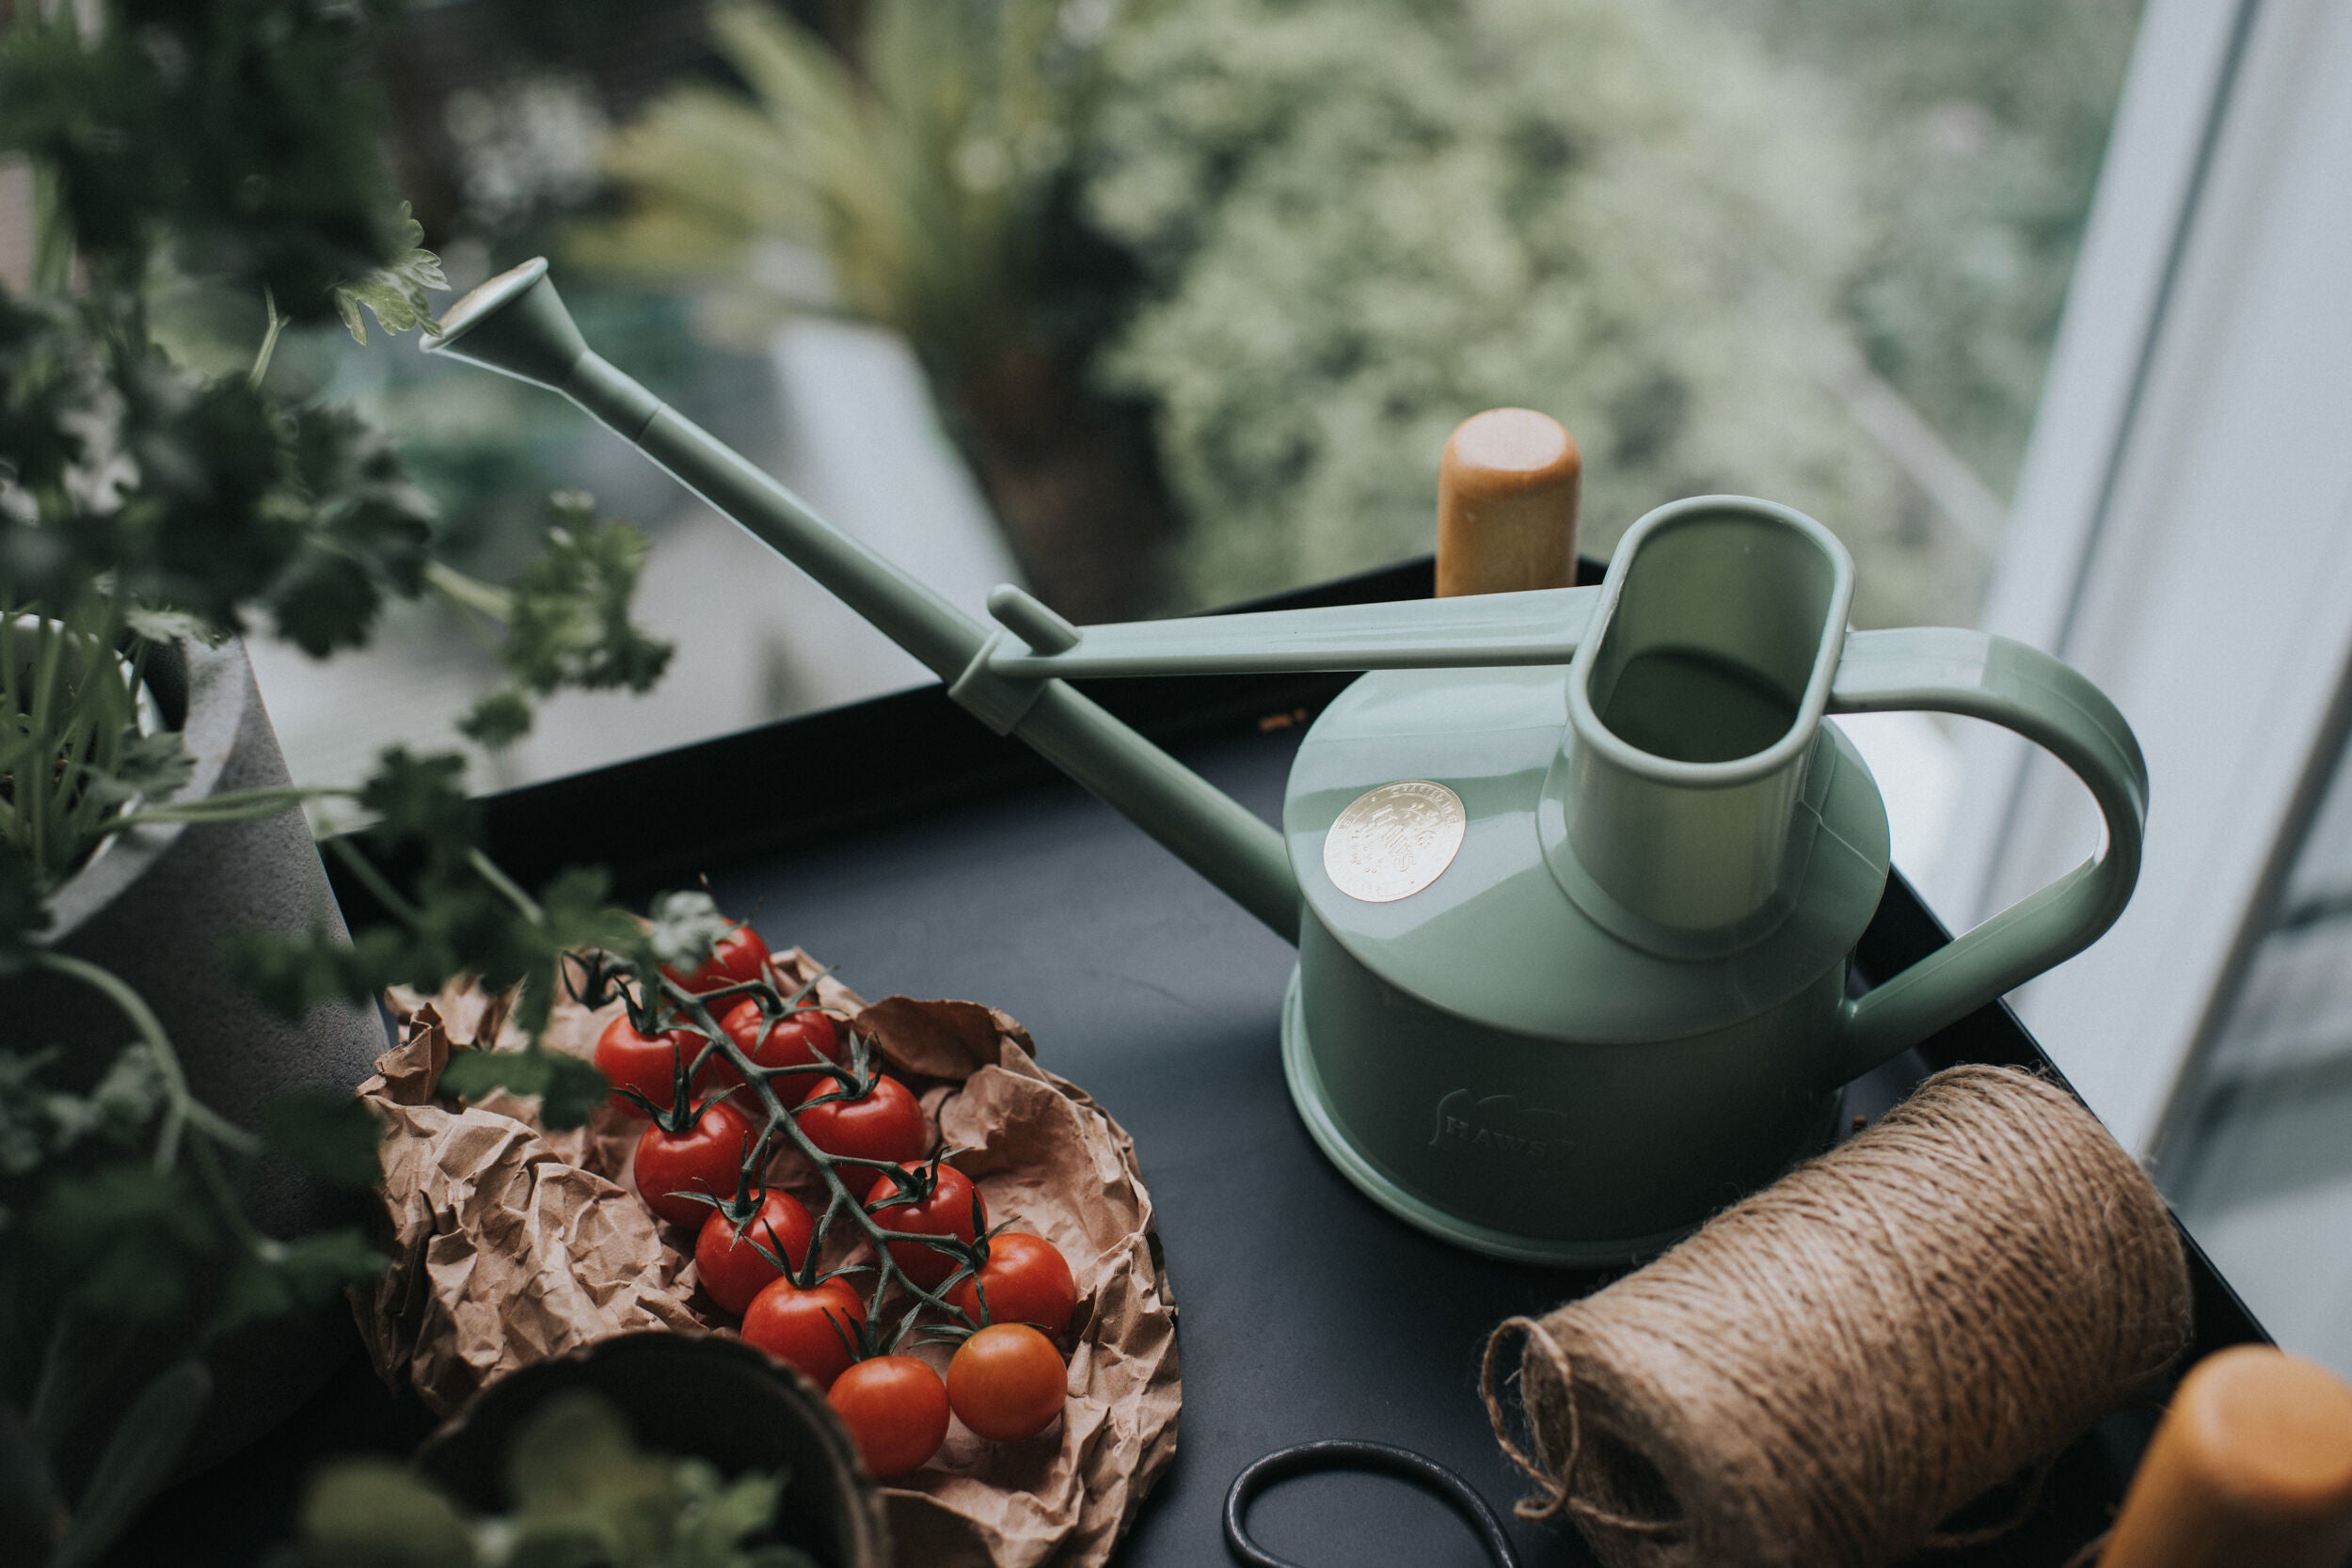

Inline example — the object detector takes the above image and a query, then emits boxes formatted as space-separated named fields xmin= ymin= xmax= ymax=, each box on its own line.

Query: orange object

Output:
xmin=1436 ymin=407 xmax=1581 ymax=597
xmin=2100 ymin=1345 xmax=2352 ymax=1568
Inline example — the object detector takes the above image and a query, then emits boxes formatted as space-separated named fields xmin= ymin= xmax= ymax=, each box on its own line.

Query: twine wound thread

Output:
xmin=1482 ymin=1066 xmax=2191 ymax=1568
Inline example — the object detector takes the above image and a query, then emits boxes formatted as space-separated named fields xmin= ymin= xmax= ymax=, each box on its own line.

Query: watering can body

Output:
xmin=424 ymin=261 xmax=2147 ymax=1265
xmin=1282 ymin=664 xmax=1880 ymax=1262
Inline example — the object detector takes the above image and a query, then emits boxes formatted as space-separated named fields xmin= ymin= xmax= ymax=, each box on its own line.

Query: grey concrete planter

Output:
xmin=16 ymin=635 xmax=389 ymax=1473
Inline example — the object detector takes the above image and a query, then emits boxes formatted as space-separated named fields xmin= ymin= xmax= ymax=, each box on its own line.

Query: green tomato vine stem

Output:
xmin=659 ymin=974 xmax=981 ymax=1343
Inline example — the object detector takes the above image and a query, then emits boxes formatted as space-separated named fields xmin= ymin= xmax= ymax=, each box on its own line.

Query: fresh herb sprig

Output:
xmin=293 ymin=1388 xmax=818 ymax=1568
xmin=0 ymin=6 xmax=683 ymax=1561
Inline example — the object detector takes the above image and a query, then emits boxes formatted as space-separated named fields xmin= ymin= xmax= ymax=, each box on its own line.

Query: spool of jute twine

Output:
xmin=1482 ymin=1066 xmax=2192 ymax=1568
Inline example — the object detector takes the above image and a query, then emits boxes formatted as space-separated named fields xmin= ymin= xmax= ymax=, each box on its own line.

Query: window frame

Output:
xmin=1928 ymin=0 xmax=2352 ymax=1154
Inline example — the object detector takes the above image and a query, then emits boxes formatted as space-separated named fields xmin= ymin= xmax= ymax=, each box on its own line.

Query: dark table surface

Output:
xmin=121 ymin=561 xmax=2264 ymax=1568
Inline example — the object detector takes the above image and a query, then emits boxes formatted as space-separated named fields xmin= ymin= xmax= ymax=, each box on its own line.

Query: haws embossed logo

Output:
xmin=1430 ymin=1091 xmax=1573 ymax=1164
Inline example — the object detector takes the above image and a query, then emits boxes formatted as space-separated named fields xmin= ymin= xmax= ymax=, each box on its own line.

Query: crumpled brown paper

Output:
xmin=358 ymin=950 xmax=1182 ymax=1568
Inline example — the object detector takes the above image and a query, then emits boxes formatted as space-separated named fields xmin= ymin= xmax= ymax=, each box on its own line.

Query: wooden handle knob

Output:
xmin=2100 ymin=1345 xmax=2352 ymax=1568
xmin=1436 ymin=408 xmax=1581 ymax=597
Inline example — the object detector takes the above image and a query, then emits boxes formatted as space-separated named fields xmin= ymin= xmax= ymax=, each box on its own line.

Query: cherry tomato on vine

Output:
xmin=946 ymin=1323 xmax=1067 ymax=1443
xmin=946 ymin=1232 xmax=1077 ymax=1339
xmin=662 ymin=924 xmax=771 ymax=1015
xmin=797 ymin=1073 xmax=929 ymax=1165
xmin=864 ymin=1163 xmax=986 ymax=1290
xmin=632 ymin=1099 xmax=755 ymax=1229
xmin=595 ymin=1015 xmax=707 ymax=1117
xmin=714 ymin=998 xmax=845 ymax=1089
xmin=829 ymin=1354 xmax=949 ymax=1479
xmin=694 ymin=1188 xmax=815 ymax=1316
xmin=742 ymin=1275 xmax=866 ymax=1391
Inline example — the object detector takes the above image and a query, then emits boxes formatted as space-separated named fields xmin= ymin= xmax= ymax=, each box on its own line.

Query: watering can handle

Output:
xmin=1825 ymin=626 xmax=2148 ymax=1079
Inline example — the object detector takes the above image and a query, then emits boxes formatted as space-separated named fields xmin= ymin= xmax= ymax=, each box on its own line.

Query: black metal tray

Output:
xmin=127 ymin=558 xmax=2266 ymax=1568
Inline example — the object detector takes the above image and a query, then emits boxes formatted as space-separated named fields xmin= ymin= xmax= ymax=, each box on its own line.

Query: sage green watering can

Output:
xmin=425 ymin=260 xmax=2145 ymax=1264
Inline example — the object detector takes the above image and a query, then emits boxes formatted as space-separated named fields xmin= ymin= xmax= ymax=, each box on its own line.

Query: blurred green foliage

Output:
xmin=578 ymin=0 xmax=1090 ymax=380
xmin=1715 ymin=0 xmax=2145 ymax=496
xmin=291 ymin=1390 xmax=816 ymax=1568
xmin=1080 ymin=0 xmax=1938 ymax=617
xmin=577 ymin=0 xmax=2139 ymax=631
xmin=0 ymin=0 xmax=410 ymax=319
xmin=0 ymin=6 xmax=681 ymax=1556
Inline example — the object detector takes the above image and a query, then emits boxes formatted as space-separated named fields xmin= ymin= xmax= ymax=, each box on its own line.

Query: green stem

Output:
xmin=187 ymin=1136 xmax=266 ymax=1251
xmin=668 ymin=979 xmax=978 ymax=1336
xmin=101 ymin=784 xmax=334 ymax=834
xmin=324 ymin=836 xmax=430 ymax=928
xmin=425 ymin=562 xmax=516 ymax=624
xmin=30 ymin=158 xmax=72 ymax=295
xmin=32 ymin=951 xmax=261 ymax=1163
xmin=469 ymin=847 xmax=543 ymax=924
xmin=25 ymin=1312 xmax=132 ymax=1452
xmin=247 ymin=288 xmax=285 ymax=390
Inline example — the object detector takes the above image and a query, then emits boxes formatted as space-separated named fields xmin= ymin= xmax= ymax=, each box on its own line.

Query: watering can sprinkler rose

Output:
xmin=425 ymin=260 xmax=2144 ymax=1265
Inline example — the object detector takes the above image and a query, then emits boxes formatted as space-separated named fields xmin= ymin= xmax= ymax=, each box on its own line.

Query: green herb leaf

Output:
xmin=648 ymin=891 xmax=735 ymax=974
xmin=122 ymin=607 xmax=216 ymax=645
xmin=261 ymin=1090 xmax=386 ymax=1189
xmin=538 ymin=868 xmax=635 ymax=953
xmin=300 ymin=1460 xmax=476 ymax=1568
xmin=506 ymin=1389 xmax=652 ymax=1509
xmin=229 ymin=924 xmax=414 ymax=1022
xmin=9 ymin=1045 xmax=170 ymax=1169
xmin=0 ymin=1401 xmax=60 ymax=1568
xmin=457 ymin=689 xmax=534 ymax=749
xmin=267 ymin=405 xmax=437 ymax=657
xmin=51 ymin=1361 xmax=212 ymax=1568
xmin=501 ymin=500 xmax=675 ymax=698
xmin=0 ymin=843 xmax=53 ymax=965
xmin=87 ymin=731 xmax=195 ymax=807
xmin=331 ymin=204 xmax=451 ymax=345
xmin=356 ymin=749 xmax=479 ymax=855
xmin=24 ymin=1164 xmax=222 ymax=1324
xmin=438 ymin=1047 xmax=610 ymax=1131
xmin=212 ymin=1229 xmax=384 ymax=1339
xmin=85 ymin=1046 xmax=169 ymax=1135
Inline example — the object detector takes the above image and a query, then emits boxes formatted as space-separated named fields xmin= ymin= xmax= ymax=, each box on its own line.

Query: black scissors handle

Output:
xmin=1224 ymin=1439 xmax=1522 ymax=1568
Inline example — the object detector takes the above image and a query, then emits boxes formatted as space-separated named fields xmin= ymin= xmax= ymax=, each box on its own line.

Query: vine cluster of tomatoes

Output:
xmin=584 ymin=922 xmax=1079 ymax=1480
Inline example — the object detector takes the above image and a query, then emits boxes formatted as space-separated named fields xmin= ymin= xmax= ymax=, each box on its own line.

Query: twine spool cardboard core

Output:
xmin=1484 ymin=1067 xmax=2191 ymax=1568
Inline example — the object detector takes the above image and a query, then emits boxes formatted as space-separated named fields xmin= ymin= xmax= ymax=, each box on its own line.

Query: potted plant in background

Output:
xmin=0 ymin=3 xmax=679 ymax=1561
xmin=576 ymin=0 xmax=1172 ymax=623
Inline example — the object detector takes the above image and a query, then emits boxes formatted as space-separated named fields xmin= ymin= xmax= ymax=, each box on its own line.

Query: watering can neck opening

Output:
xmin=1551 ymin=497 xmax=1859 ymax=944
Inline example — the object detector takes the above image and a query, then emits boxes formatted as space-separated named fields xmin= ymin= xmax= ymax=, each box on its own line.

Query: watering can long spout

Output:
xmin=425 ymin=259 xmax=1300 ymax=937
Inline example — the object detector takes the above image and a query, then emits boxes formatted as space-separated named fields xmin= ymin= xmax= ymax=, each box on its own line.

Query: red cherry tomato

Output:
xmin=742 ymin=1275 xmax=866 ymax=1391
xmin=946 ymin=1323 xmax=1066 ymax=1443
xmin=946 ymin=1232 xmax=1077 ymax=1338
xmin=694 ymin=1188 xmax=815 ymax=1317
xmin=797 ymin=1073 xmax=930 ymax=1165
xmin=864 ymin=1164 xmax=986 ymax=1290
xmin=595 ymin=1015 xmax=707 ymax=1117
xmin=714 ymin=998 xmax=845 ymax=1089
xmin=632 ymin=1100 xmax=755 ymax=1229
xmin=829 ymin=1355 xmax=949 ymax=1479
xmin=662 ymin=924 xmax=771 ymax=1015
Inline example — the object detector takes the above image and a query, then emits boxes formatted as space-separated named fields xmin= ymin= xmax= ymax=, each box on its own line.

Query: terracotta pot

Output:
xmin=14 ymin=635 xmax=389 ymax=1475
xmin=416 ymin=1333 xmax=891 ymax=1568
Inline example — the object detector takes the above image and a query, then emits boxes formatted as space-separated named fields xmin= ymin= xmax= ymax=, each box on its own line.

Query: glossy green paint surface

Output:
xmin=426 ymin=261 xmax=2148 ymax=1262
